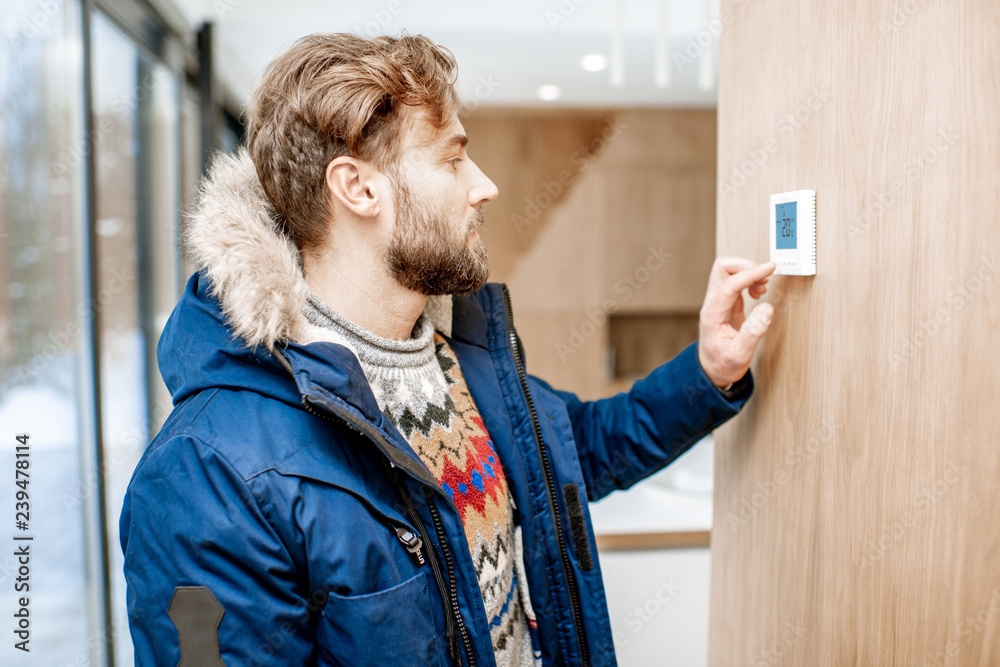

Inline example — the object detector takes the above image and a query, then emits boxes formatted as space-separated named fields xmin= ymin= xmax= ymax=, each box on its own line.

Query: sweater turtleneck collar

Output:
xmin=303 ymin=289 xmax=437 ymax=369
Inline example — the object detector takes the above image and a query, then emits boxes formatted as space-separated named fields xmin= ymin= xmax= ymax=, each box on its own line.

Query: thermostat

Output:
xmin=769 ymin=190 xmax=816 ymax=275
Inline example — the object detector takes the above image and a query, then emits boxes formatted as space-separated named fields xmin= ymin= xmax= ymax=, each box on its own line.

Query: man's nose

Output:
xmin=470 ymin=161 xmax=499 ymax=206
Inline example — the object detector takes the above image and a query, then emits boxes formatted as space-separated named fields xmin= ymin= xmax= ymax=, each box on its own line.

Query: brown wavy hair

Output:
xmin=246 ymin=33 xmax=460 ymax=253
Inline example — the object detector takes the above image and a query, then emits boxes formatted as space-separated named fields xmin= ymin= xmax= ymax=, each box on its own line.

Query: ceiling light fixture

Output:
xmin=537 ymin=84 xmax=562 ymax=102
xmin=580 ymin=54 xmax=609 ymax=72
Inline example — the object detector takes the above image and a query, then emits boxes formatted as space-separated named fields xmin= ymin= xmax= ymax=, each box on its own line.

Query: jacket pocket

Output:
xmin=315 ymin=569 xmax=445 ymax=667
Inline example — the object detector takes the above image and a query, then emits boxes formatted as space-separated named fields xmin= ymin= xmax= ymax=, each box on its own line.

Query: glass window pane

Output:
xmin=179 ymin=83 xmax=201 ymax=282
xmin=0 ymin=1 xmax=93 ymax=664
xmin=90 ymin=11 xmax=183 ymax=666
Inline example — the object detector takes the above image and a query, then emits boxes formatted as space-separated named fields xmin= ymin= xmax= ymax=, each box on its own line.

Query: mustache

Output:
xmin=469 ymin=208 xmax=485 ymax=232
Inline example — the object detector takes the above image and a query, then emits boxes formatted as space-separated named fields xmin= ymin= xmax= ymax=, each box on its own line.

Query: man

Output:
xmin=120 ymin=33 xmax=775 ymax=667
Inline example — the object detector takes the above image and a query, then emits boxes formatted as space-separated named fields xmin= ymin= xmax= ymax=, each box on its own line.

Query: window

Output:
xmin=1 ymin=1 xmax=93 ymax=663
xmin=1 ymin=1 xmax=212 ymax=663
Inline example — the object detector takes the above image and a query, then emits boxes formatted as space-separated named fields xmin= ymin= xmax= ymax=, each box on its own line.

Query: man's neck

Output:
xmin=302 ymin=246 xmax=427 ymax=342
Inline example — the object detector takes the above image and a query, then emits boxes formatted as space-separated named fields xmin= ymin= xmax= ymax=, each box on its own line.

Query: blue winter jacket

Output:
xmin=119 ymin=149 xmax=753 ymax=667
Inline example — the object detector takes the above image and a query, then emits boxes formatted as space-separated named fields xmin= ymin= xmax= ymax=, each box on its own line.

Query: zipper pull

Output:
xmin=396 ymin=527 xmax=426 ymax=567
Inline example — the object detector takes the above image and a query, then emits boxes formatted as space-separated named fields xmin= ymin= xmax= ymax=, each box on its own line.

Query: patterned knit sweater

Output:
xmin=304 ymin=292 xmax=539 ymax=666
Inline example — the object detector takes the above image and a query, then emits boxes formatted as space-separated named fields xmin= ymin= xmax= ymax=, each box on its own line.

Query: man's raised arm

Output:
xmin=528 ymin=258 xmax=776 ymax=501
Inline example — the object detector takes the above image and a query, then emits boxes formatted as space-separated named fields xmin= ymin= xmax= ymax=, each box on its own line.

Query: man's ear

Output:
xmin=325 ymin=156 xmax=383 ymax=218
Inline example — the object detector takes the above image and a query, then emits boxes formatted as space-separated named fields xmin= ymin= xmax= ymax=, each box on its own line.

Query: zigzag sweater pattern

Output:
xmin=304 ymin=292 xmax=538 ymax=666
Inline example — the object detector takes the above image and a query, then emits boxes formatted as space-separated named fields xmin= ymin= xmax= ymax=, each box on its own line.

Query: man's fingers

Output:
xmin=711 ymin=257 xmax=756 ymax=281
xmin=732 ymin=302 xmax=774 ymax=359
xmin=702 ymin=258 xmax=776 ymax=329
xmin=723 ymin=261 xmax=777 ymax=297
xmin=748 ymin=281 xmax=769 ymax=299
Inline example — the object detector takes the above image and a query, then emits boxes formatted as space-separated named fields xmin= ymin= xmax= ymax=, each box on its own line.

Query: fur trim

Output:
xmin=183 ymin=147 xmax=453 ymax=354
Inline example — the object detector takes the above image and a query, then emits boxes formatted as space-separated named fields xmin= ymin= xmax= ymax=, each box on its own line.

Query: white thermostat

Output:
xmin=769 ymin=190 xmax=816 ymax=275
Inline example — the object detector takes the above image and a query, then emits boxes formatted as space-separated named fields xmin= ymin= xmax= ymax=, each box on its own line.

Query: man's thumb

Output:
xmin=734 ymin=302 xmax=774 ymax=356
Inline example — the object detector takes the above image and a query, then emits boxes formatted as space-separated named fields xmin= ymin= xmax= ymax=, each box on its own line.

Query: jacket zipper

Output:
xmin=388 ymin=460 xmax=471 ymax=667
xmin=501 ymin=283 xmax=591 ymax=666
xmin=274 ymin=349 xmax=474 ymax=666
xmin=330 ymin=483 xmax=427 ymax=568
xmin=427 ymin=490 xmax=476 ymax=667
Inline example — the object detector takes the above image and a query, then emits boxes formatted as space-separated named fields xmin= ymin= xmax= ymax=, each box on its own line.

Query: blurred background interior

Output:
xmin=0 ymin=1 xmax=724 ymax=664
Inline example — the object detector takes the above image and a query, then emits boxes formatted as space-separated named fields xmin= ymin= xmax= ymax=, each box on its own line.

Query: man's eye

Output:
xmin=449 ymin=158 xmax=463 ymax=168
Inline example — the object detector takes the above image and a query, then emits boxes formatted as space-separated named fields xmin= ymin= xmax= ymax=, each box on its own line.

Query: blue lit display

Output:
xmin=776 ymin=201 xmax=797 ymax=250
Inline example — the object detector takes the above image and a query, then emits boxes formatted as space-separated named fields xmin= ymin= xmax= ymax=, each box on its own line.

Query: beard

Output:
xmin=385 ymin=176 xmax=490 ymax=296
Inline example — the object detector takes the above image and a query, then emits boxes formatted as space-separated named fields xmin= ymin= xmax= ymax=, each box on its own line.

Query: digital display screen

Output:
xmin=776 ymin=201 xmax=797 ymax=250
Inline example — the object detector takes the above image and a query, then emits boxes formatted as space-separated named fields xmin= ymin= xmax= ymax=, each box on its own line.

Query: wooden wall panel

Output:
xmin=467 ymin=109 xmax=718 ymax=401
xmin=460 ymin=109 xmax=616 ymax=283
xmin=710 ymin=1 xmax=1000 ymax=665
xmin=603 ymin=167 xmax=715 ymax=313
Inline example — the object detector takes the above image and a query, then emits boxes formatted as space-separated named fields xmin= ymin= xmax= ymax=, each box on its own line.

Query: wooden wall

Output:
xmin=464 ymin=108 xmax=717 ymax=401
xmin=710 ymin=1 xmax=1000 ymax=665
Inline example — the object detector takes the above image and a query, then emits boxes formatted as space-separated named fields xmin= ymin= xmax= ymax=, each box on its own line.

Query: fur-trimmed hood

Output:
xmin=182 ymin=147 xmax=454 ymax=355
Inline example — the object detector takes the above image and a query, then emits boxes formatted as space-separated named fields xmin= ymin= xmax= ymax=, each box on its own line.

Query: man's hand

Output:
xmin=697 ymin=258 xmax=777 ymax=389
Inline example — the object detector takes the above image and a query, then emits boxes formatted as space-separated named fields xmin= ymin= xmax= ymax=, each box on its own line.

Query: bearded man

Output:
xmin=120 ymin=32 xmax=775 ymax=667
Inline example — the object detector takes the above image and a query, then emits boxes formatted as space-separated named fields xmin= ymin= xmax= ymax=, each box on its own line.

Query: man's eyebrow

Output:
xmin=442 ymin=133 xmax=468 ymax=150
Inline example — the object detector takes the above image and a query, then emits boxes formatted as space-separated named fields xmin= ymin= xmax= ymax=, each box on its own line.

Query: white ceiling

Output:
xmin=169 ymin=0 xmax=720 ymax=108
